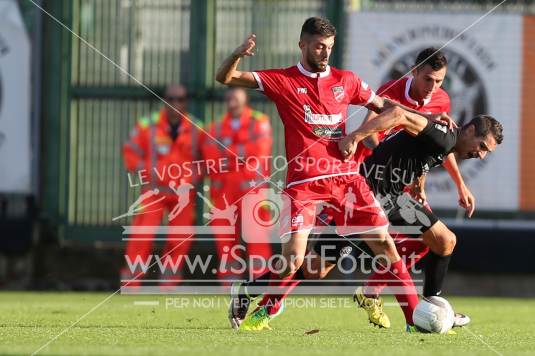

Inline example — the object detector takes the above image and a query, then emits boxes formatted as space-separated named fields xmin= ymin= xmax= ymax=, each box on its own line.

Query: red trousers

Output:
xmin=209 ymin=187 xmax=272 ymax=280
xmin=121 ymin=192 xmax=195 ymax=287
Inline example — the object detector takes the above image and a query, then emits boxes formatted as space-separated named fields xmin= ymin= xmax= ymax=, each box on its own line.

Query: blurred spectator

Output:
xmin=202 ymin=87 xmax=273 ymax=281
xmin=121 ymin=84 xmax=202 ymax=288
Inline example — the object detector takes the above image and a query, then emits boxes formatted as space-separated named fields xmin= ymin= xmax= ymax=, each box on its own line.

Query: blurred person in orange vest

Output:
xmin=202 ymin=87 xmax=273 ymax=281
xmin=120 ymin=84 xmax=202 ymax=288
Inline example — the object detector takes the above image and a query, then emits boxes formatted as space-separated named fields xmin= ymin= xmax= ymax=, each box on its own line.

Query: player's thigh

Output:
xmin=420 ymin=220 xmax=456 ymax=256
xmin=332 ymin=175 xmax=388 ymax=235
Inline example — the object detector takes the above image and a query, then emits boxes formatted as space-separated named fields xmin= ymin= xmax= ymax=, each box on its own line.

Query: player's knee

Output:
xmin=437 ymin=229 xmax=456 ymax=256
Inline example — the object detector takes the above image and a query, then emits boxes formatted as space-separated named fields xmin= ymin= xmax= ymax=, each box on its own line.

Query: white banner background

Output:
xmin=0 ymin=0 xmax=31 ymax=194
xmin=345 ymin=12 xmax=521 ymax=210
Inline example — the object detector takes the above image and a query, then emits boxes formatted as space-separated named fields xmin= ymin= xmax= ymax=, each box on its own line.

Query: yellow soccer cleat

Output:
xmin=239 ymin=306 xmax=273 ymax=331
xmin=353 ymin=286 xmax=391 ymax=328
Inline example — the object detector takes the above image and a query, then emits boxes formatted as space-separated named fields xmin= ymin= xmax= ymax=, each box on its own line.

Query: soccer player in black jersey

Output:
xmin=319 ymin=110 xmax=502 ymax=329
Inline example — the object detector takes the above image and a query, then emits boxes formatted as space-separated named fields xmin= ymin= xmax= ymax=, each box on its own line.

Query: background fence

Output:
xmin=13 ymin=0 xmax=535 ymax=244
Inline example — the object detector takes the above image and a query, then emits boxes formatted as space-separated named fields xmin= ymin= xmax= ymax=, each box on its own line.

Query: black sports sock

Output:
xmin=241 ymin=266 xmax=306 ymax=298
xmin=240 ymin=270 xmax=272 ymax=298
xmin=423 ymin=252 xmax=452 ymax=297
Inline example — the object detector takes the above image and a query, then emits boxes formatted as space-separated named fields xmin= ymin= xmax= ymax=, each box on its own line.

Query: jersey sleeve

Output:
xmin=349 ymin=72 xmax=376 ymax=106
xmin=252 ymin=68 xmax=287 ymax=101
xmin=417 ymin=121 xmax=457 ymax=154
xmin=376 ymin=80 xmax=398 ymax=102
xmin=443 ymin=94 xmax=451 ymax=114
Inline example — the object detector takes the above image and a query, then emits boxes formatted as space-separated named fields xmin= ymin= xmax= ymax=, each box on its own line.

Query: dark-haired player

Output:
xmin=331 ymin=113 xmax=502 ymax=331
xmin=251 ymin=47 xmax=473 ymax=330
xmin=216 ymin=17 xmax=452 ymax=331
xmin=349 ymin=48 xmax=475 ymax=328
xmin=252 ymin=114 xmax=503 ymax=332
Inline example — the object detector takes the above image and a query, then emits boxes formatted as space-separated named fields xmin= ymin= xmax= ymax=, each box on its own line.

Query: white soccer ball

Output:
xmin=413 ymin=296 xmax=455 ymax=334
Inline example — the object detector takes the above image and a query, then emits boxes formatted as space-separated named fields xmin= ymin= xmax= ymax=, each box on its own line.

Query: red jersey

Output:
xmin=354 ymin=76 xmax=451 ymax=164
xmin=253 ymin=63 xmax=375 ymax=187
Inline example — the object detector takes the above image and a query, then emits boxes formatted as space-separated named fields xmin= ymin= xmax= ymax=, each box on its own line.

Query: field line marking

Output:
xmin=30 ymin=291 xmax=121 ymax=355
xmin=29 ymin=1 xmax=507 ymax=355
xmin=463 ymin=326 xmax=504 ymax=356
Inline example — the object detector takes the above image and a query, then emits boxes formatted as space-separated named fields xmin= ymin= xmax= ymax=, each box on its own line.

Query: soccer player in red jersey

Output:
xmin=216 ymin=17 xmax=451 ymax=331
xmin=312 ymin=49 xmax=475 ymax=329
xmin=247 ymin=48 xmax=474 ymax=330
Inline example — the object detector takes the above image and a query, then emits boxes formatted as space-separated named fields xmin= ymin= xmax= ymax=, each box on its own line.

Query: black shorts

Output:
xmin=383 ymin=192 xmax=438 ymax=235
xmin=311 ymin=193 xmax=438 ymax=262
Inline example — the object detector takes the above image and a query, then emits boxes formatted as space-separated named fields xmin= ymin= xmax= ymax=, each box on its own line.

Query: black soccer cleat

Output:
xmin=228 ymin=282 xmax=251 ymax=330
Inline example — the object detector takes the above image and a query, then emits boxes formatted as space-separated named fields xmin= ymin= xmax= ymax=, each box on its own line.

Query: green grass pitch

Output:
xmin=1 ymin=292 xmax=534 ymax=355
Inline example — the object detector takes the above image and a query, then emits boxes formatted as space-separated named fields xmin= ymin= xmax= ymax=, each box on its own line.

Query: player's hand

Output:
xmin=232 ymin=34 xmax=256 ymax=58
xmin=429 ymin=112 xmax=458 ymax=130
xmin=458 ymin=184 xmax=476 ymax=218
xmin=338 ymin=135 xmax=359 ymax=162
xmin=406 ymin=180 xmax=427 ymax=204
xmin=409 ymin=185 xmax=427 ymax=204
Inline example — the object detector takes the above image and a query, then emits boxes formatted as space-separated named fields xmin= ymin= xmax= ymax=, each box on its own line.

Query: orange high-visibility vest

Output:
xmin=202 ymin=106 xmax=272 ymax=189
xmin=123 ymin=108 xmax=202 ymax=193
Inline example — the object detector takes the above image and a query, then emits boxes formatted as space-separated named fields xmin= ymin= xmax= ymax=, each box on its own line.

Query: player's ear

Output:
xmin=465 ymin=124 xmax=475 ymax=138
xmin=411 ymin=67 xmax=418 ymax=77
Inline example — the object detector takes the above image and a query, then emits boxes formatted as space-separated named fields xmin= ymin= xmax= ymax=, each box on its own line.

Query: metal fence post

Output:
xmin=326 ymin=0 xmax=346 ymax=69
xmin=189 ymin=0 xmax=216 ymax=225
xmin=41 ymin=0 xmax=72 ymax=239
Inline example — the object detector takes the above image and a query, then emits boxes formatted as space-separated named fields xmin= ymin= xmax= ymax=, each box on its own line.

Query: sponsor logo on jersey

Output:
xmin=434 ymin=124 xmax=448 ymax=133
xmin=297 ymin=87 xmax=308 ymax=94
xmin=303 ymin=105 xmax=342 ymax=125
xmin=312 ymin=127 xmax=343 ymax=139
xmin=291 ymin=214 xmax=304 ymax=227
xmin=339 ymin=246 xmax=353 ymax=257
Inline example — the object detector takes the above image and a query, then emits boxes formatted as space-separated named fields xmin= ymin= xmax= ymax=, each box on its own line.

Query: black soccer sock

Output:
xmin=423 ymin=252 xmax=452 ymax=297
xmin=241 ymin=265 xmax=306 ymax=298
xmin=240 ymin=269 xmax=272 ymax=298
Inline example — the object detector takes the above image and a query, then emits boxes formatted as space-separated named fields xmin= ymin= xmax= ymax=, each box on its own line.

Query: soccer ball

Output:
xmin=413 ymin=296 xmax=455 ymax=334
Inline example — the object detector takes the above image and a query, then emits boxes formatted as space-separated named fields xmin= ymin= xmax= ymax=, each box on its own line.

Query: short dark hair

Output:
xmin=300 ymin=17 xmax=336 ymax=40
xmin=414 ymin=47 xmax=448 ymax=71
xmin=463 ymin=115 xmax=504 ymax=144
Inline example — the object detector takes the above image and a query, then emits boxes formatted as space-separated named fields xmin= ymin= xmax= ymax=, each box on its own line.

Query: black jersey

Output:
xmin=360 ymin=121 xmax=459 ymax=197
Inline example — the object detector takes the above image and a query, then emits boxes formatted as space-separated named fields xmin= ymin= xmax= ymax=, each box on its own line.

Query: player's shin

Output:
xmin=388 ymin=259 xmax=419 ymax=325
xmin=257 ymin=269 xmax=304 ymax=316
xmin=364 ymin=234 xmax=419 ymax=326
xmin=364 ymin=237 xmax=429 ymax=296
xmin=423 ymin=252 xmax=452 ymax=297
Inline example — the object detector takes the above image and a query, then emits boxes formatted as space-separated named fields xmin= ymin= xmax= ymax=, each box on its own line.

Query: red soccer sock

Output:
xmin=257 ymin=271 xmax=302 ymax=316
xmin=363 ymin=237 xmax=428 ymax=297
xmin=365 ymin=259 xmax=419 ymax=325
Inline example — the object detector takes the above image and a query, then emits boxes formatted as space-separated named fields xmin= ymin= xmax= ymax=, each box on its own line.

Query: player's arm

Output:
xmin=361 ymin=110 xmax=380 ymax=149
xmin=408 ymin=173 xmax=427 ymax=203
xmin=215 ymin=34 xmax=259 ymax=88
xmin=339 ymin=106 xmax=428 ymax=161
xmin=442 ymin=153 xmax=476 ymax=217
xmin=366 ymin=95 xmax=457 ymax=130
